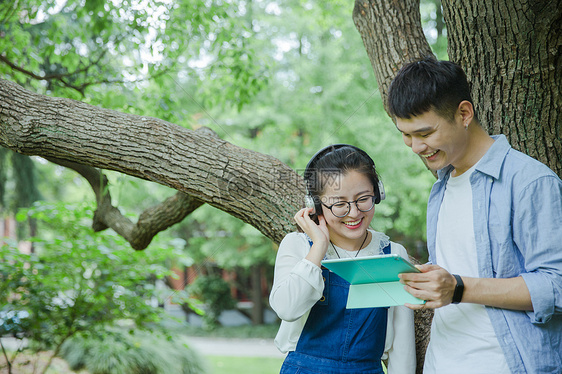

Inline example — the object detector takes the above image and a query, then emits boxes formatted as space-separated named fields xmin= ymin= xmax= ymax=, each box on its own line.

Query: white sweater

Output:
xmin=269 ymin=229 xmax=416 ymax=374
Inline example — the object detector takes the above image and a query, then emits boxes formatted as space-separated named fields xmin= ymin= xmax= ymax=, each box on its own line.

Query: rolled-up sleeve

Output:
xmin=269 ymin=233 xmax=324 ymax=322
xmin=515 ymin=175 xmax=562 ymax=324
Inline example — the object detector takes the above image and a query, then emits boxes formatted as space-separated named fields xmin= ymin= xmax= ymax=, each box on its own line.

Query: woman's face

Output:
xmin=319 ymin=169 xmax=376 ymax=249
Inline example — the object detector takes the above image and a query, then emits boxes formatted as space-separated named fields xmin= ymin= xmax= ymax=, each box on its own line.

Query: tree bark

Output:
xmin=2 ymin=1 xmax=559 ymax=369
xmin=0 ymin=79 xmax=303 ymax=244
xmin=443 ymin=0 xmax=562 ymax=176
xmin=45 ymin=154 xmax=204 ymax=250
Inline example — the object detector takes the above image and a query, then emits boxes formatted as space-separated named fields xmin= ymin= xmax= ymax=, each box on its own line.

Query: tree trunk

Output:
xmin=443 ymin=0 xmax=562 ymax=176
xmin=353 ymin=0 xmax=434 ymax=112
xmin=0 ymin=79 xmax=303 ymax=244
xmin=250 ymin=264 xmax=264 ymax=325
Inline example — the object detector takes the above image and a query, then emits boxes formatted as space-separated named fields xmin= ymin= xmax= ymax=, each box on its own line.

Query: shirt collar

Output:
xmin=474 ymin=135 xmax=511 ymax=180
xmin=437 ymin=135 xmax=511 ymax=181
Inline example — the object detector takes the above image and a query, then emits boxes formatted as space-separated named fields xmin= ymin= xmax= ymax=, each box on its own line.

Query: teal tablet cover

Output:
xmin=321 ymin=254 xmax=425 ymax=308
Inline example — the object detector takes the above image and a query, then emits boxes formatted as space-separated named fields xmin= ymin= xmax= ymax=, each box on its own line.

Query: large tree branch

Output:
xmin=44 ymin=156 xmax=204 ymax=250
xmin=0 ymin=79 xmax=303 ymax=244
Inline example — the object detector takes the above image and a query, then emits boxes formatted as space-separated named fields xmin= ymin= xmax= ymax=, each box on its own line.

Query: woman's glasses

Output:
xmin=321 ymin=195 xmax=376 ymax=218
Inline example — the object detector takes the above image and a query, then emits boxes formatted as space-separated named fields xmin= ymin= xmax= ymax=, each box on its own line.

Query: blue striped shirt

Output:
xmin=426 ymin=135 xmax=562 ymax=373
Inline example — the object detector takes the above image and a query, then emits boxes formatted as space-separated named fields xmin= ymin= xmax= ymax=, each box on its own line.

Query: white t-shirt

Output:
xmin=424 ymin=164 xmax=510 ymax=374
xmin=269 ymin=229 xmax=416 ymax=374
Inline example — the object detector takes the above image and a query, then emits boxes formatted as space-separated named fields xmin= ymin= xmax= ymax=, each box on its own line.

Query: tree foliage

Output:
xmin=0 ymin=202 xmax=193 ymax=373
xmin=0 ymin=0 xmax=269 ymax=106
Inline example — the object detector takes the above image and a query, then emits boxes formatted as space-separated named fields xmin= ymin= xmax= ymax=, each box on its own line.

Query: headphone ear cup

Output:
xmin=304 ymin=195 xmax=316 ymax=214
xmin=377 ymin=180 xmax=385 ymax=203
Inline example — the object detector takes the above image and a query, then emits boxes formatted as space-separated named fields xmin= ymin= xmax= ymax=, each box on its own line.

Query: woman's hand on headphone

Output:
xmin=295 ymin=208 xmax=329 ymax=266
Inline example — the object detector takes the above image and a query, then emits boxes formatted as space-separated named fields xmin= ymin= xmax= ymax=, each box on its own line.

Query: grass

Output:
xmin=203 ymin=354 xmax=386 ymax=374
xmin=205 ymin=355 xmax=284 ymax=374
xmin=2 ymin=347 xmax=283 ymax=374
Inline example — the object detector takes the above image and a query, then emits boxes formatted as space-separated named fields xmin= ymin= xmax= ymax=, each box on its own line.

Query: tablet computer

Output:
xmin=321 ymin=254 xmax=425 ymax=308
xmin=322 ymin=254 xmax=420 ymax=284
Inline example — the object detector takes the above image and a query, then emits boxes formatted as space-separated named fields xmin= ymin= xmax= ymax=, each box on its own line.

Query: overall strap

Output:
xmin=382 ymin=242 xmax=391 ymax=255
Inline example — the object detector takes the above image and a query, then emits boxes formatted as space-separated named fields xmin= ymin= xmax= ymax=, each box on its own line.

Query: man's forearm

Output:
xmin=461 ymin=275 xmax=533 ymax=311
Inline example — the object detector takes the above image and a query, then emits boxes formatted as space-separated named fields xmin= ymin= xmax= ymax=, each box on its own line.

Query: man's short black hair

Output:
xmin=387 ymin=57 xmax=476 ymax=122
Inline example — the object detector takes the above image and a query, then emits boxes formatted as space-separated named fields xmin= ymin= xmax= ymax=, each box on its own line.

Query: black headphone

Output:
xmin=303 ymin=144 xmax=385 ymax=217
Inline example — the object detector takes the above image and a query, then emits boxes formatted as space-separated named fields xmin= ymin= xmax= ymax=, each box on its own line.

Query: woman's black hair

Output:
xmin=304 ymin=145 xmax=381 ymax=216
xmin=387 ymin=56 xmax=476 ymax=122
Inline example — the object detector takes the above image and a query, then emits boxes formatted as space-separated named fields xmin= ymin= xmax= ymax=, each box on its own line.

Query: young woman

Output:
xmin=270 ymin=144 xmax=415 ymax=374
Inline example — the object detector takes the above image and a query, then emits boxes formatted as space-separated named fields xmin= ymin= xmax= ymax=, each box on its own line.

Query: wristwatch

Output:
xmin=451 ymin=274 xmax=464 ymax=304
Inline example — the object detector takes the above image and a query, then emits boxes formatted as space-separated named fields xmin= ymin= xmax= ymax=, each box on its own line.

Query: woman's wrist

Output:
xmin=305 ymin=243 xmax=328 ymax=266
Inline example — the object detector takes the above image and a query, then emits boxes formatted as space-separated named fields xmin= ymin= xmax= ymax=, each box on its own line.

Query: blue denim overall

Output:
xmin=280 ymin=243 xmax=391 ymax=374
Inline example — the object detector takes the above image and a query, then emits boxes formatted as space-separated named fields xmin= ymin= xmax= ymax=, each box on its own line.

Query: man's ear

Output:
xmin=457 ymin=100 xmax=475 ymax=127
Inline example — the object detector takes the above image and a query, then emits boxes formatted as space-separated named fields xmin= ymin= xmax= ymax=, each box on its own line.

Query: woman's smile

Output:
xmin=343 ymin=218 xmax=363 ymax=229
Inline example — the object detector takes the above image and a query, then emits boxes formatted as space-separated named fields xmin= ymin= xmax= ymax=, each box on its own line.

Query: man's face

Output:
xmin=395 ymin=109 xmax=470 ymax=173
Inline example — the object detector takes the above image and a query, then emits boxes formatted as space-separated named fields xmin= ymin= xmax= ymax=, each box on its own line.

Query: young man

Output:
xmin=387 ymin=57 xmax=562 ymax=373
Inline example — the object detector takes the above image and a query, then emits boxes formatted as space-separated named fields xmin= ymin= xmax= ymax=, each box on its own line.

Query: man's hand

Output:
xmin=399 ymin=264 xmax=458 ymax=310
xmin=399 ymin=265 xmax=534 ymax=311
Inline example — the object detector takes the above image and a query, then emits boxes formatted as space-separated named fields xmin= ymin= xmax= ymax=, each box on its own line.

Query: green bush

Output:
xmin=0 ymin=202 xmax=197 ymax=373
xmin=188 ymin=275 xmax=236 ymax=330
xmin=59 ymin=329 xmax=207 ymax=374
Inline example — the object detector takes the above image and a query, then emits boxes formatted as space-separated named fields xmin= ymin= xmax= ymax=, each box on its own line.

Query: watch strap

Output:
xmin=452 ymin=274 xmax=464 ymax=304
